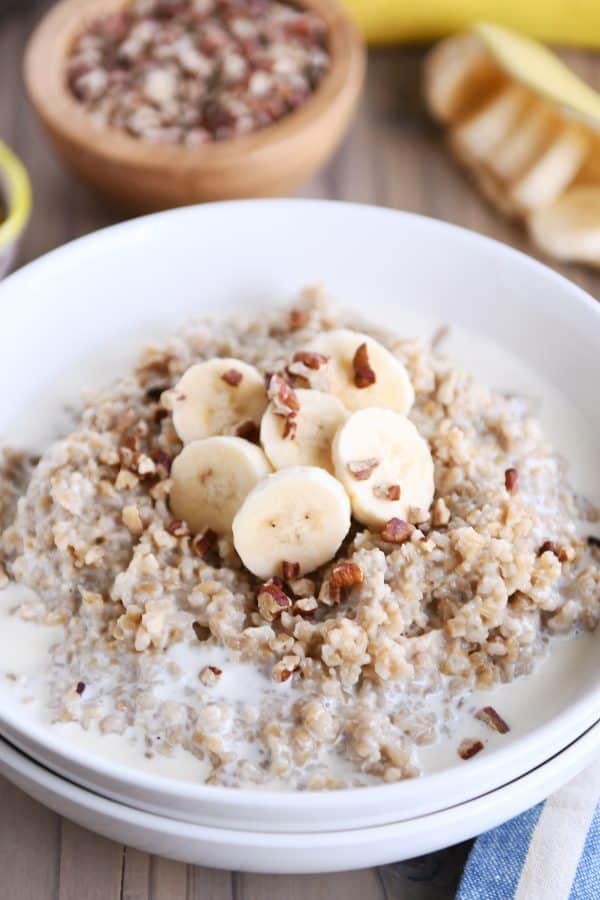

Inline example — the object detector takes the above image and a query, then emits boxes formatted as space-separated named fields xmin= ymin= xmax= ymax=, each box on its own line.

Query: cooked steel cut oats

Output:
xmin=0 ymin=286 xmax=598 ymax=789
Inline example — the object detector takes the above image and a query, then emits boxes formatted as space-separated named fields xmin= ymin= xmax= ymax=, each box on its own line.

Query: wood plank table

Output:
xmin=1 ymin=3 xmax=599 ymax=897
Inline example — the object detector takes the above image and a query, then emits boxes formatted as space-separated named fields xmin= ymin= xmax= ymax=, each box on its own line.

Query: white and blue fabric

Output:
xmin=457 ymin=763 xmax=600 ymax=899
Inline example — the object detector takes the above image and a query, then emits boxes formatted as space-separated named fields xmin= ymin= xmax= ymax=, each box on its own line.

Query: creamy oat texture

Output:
xmin=1 ymin=287 xmax=599 ymax=789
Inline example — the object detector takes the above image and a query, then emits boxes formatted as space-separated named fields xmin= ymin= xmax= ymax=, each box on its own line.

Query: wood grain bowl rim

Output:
xmin=24 ymin=0 xmax=366 ymax=174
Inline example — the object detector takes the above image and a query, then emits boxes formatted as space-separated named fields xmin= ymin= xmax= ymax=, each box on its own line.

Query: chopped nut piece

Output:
xmin=273 ymin=654 xmax=300 ymax=682
xmin=538 ymin=540 xmax=559 ymax=557
xmin=289 ymin=577 xmax=315 ymax=598
xmin=122 ymin=505 xmax=144 ymax=536
xmin=235 ymin=420 xmax=260 ymax=443
xmin=151 ymin=450 xmax=172 ymax=479
xmin=291 ymin=350 xmax=329 ymax=370
xmin=381 ymin=518 xmax=414 ymax=544
xmin=458 ymin=738 xmax=484 ymax=760
xmin=282 ymin=415 xmax=297 ymax=440
xmin=192 ymin=529 xmax=217 ymax=557
xmin=200 ymin=665 xmax=222 ymax=686
xmin=294 ymin=596 xmax=318 ymax=613
xmin=166 ymin=519 xmax=191 ymax=538
xmin=384 ymin=484 xmax=401 ymax=501
xmin=347 ymin=458 xmax=380 ymax=481
xmin=282 ymin=561 xmax=301 ymax=581
xmin=505 ymin=467 xmax=519 ymax=494
xmin=221 ymin=369 xmax=243 ymax=387
xmin=75 ymin=681 xmax=86 ymax=696
xmin=137 ymin=454 xmax=156 ymax=477
xmin=257 ymin=581 xmax=292 ymax=622
xmin=115 ymin=468 xmax=139 ymax=491
xmin=352 ymin=342 xmax=376 ymax=388
xmin=476 ymin=706 xmax=510 ymax=734
xmin=289 ymin=308 xmax=310 ymax=330
xmin=329 ymin=561 xmax=364 ymax=591
xmin=268 ymin=373 xmax=300 ymax=417
xmin=432 ymin=497 xmax=450 ymax=526
xmin=193 ymin=622 xmax=211 ymax=642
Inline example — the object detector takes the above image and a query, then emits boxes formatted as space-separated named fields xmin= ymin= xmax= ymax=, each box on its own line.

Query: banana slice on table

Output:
xmin=232 ymin=467 xmax=351 ymax=579
xmin=332 ymin=408 xmax=434 ymax=529
xmin=170 ymin=359 xmax=267 ymax=444
xmin=508 ymin=122 xmax=590 ymax=213
xmin=260 ymin=389 xmax=348 ymax=473
xmin=302 ymin=330 xmax=414 ymax=414
xmin=528 ymin=186 xmax=600 ymax=264
xmin=170 ymin=436 xmax=271 ymax=534
xmin=485 ymin=101 xmax=556 ymax=182
xmin=450 ymin=83 xmax=532 ymax=166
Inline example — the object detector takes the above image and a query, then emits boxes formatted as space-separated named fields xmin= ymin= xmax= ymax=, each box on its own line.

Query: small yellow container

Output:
xmin=0 ymin=142 xmax=32 ymax=279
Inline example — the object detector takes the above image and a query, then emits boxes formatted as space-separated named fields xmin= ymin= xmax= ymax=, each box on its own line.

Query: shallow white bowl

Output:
xmin=1 ymin=722 xmax=599 ymax=873
xmin=0 ymin=200 xmax=599 ymax=833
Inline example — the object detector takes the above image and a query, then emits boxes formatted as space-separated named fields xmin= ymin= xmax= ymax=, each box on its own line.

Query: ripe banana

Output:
xmin=260 ymin=389 xmax=348 ymax=473
xmin=332 ymin=408 xmax=434 ymax=528
xmin=170 ymin=435 xmax=271 ymax=534
xmin=232 ymin=466 xmax=351 ymax=579
xmin=424 ymin=24 xmax=600 ymax=267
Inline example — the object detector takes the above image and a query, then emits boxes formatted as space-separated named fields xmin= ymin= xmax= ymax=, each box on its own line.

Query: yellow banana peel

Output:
xmin=343 ymin=0 xmax=600 ymax=49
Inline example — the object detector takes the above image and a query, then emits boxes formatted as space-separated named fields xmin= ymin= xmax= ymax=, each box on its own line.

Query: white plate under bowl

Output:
xmin=0 ymin=200 xmax=599 ymax=833
xmin=1 ymin=721 xmax=599 ymax=874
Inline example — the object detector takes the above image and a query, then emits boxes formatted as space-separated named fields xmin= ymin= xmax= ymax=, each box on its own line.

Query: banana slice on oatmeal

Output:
xmin=232 ymin=466 xmax=351 ymax=579
xmin=260 ymin=388 xmax=348 ymax=473
xmin=300 ymin=329 xmax=414 ymax=414
xmin=332 ymin=408 xmax=434 ymax=529
xmin=169 ymin=359 xmax=268 ymax=444
xmin=170 ymin=435 xmax=271 ymax=534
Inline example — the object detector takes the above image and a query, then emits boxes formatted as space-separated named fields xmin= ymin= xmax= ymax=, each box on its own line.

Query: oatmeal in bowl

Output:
xmin=1 ymin=283 xmax=598 ymax=792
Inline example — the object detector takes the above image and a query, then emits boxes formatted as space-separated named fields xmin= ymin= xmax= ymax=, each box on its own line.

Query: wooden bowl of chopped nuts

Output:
xmin=24 ymin=0 xmax=365 ymax=213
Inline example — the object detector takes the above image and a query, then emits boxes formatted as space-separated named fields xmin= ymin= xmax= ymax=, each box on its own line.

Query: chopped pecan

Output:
xmin=151 ymin=450 xmax=172 ymax=479
xmin=504 ymin=467 xmax=519 ymax=494
xmin=282 ymin=415 xmax=297 ymax=440
xmin=221 ymin=368 xmax=243 ymax=387
xmin=192 ymin=529 xmax=217 ymax=557
xmin=273 ymin=654 xmax=301 ymax=682
xmin=458 ymin=738 xmax=484 ymax=760
xmin=352 ymin=342 xmax=376 ymax=388
xmin=380 ymin=518 xmax=414 ymax=544
xmin=347 ymin=458 xmax=380 ymax=481
xmin=257 ymin=580 xmax=292 ymax=622
xmin=200 ymin=665 xmax=222 ymax=686
xmin=329 ymin=561 xmax=364 ymax=591
xmin=538 ymin=540 xmax=558 ymax=557
xmin=476 ymin=706 xmax=510 ymax=734
xmin=374 ymin=483 xmax=401 ymax=501
xmin=166 ymin=519 xmax=191 ymax=538
xmin=291 ymin=350 xmax=329 ymax=370
xmin=282 ymin=560 xmax=301 ymax=581
xmin=75 ymin=681 xmax=86 ymax=696
xmin=193 ymin=622 xmax=211 ymax=642
xmin=289 ymin=308 xmax=310 ymax=330
xmin=235 ymin=420 xmax=260 ymax=443
xmin=268 ymin=373 xmax=300 ymax=416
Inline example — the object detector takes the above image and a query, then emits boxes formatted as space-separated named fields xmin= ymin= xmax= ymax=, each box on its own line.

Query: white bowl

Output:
xmin=1 ymin=721 xmax=599 ymax=873
xmin=0 ymin=200 xmax=599 ymax=833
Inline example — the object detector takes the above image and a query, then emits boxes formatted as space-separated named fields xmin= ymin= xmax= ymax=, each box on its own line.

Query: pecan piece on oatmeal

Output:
xmin=352 ymin=342 xmax=376 ymax=388
xmin=193 ymin=622 xmax=211 ymax=642
xmin=257 ymin=580 xmax=292 ymax=621
xmin=282 ymin=560 xmax=301 ymax=581
xmin=221 ymin=368 xmax=243 ymax=387
xmin=347 ymin=458 xmax=380 ymax=481
xmin=267 ymin=373 xmax=300 ymax=417
xmin=504 ymin=467 xmax=519 ymax=494
xmin=476 ymin=706 xmax=510 ymax=734
xmin=380 ymin=518 xmax=414 ymax=544
xmin=458 ymin=738 xmax=484 ymax=760
xmin=200 ymin=665 xmax=222 ymax=686
xmin=75 ymin=681 xmax=86 ymax=696
xmin=192 ymin=529 xmax=217 ymax=558
xmin=166 ymin=519 xmax=191 ymax=538
xmin=122 ymin=504 xmax=144 ymax=536
xmin=151 ymin=450 xmax=173 ymax=479
xmin=291 ymin=350 xmax=329 ymax=370
xmin=538 ymin=539 xmax=571 ymax=562
xmin=329 ymin=561 xmax=364 ymax=593
xmin=273 ymin=654 xmax=301 ymax=682
xmin=235 ymin=420 xmax=260 ymax=443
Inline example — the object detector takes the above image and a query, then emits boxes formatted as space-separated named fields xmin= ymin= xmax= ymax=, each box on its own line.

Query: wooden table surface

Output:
xmin=1 ymin=3 xmax=600 ymax=898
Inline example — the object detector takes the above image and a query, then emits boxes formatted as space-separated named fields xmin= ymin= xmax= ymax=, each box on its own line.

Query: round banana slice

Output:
xmin=170 ymin=436 xmax=271 ymax=534
xmin=303 ymin=329 xmax=414 ymax=414
xmin=260 ymin=389 xmax=348 ymax=473
xmin=170 ymin=359 xmax=267 ymax=444
xmin=528 ymin=186 xmax=600 ymax=264
xmin=332 ymin=408 xmax=434 ymax=529
xmin=232 ymin=466 xmax=351 ymax=579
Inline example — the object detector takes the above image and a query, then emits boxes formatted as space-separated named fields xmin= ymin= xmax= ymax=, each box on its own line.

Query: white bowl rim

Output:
xmin=0 ymin=197 xmax=599 ymax=815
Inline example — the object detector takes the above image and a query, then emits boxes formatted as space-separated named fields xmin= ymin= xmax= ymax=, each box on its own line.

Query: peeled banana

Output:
xmin=424 ymin=24 xmax=600 ymax=267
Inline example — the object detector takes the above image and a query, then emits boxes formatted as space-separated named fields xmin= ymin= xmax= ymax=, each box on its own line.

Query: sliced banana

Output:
xmin=332 ymin=408 xmax=434 ymax=529
xmin=528 ymin=186 xmax=600 ymax=264
xmin=450 ymin=83 xmax=532 ymax=166
xmin=170 ymin=436 xmax=271 ymax=534
xmin=485 ymin=101 xmax=556 ymax=182
xmin=260 ymin=389 xmax=348 ymax=473
xmin=508 ymin=122 xmax=590 ymax=213
xmin=424 ymin=32 xmax=505 ymax=124
xmin=170 ymin=359 xmax=267 ymax=444
xmin=232 ymin=466 xmax=351 ymax=579
xmin=303 ymin=329 xmax=414 ymax=414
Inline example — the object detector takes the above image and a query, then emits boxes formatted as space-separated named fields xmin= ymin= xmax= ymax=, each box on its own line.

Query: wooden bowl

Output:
xmin=24 ymin=0 xmax=366 ymax=213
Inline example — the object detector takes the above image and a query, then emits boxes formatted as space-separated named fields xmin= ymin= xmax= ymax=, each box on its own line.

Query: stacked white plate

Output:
xmin=0 ymin=201 xmax=598 ymax=872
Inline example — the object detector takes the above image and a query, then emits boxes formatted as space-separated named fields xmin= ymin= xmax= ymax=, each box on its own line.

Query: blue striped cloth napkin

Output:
xmin=457 ymin=763 xmax=600 ymax=899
